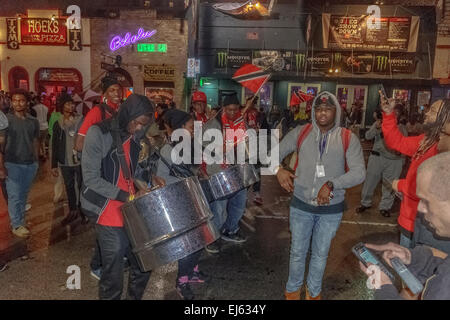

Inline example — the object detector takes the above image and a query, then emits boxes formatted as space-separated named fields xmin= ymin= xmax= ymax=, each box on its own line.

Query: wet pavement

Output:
xmin=0 ymin=143 xmax=402 ymax=300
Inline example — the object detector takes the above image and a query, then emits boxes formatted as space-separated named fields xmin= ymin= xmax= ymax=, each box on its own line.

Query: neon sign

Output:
xmin=110 ymin=28 xmax=157 ymax=51
xmin=137 ymin=43 xmax=167 ymax=53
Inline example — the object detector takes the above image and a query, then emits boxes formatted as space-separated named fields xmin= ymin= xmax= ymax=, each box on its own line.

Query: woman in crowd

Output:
xmin=51 ymin=93 xmax=87 ymax=224
xmin=156 ymin=109 xmax=209 ymax=300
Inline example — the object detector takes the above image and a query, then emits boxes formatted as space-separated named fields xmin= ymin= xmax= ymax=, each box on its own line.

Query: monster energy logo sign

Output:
xmin=217 ymin=51 xmax=228 ymax=68
xmin=295 ymin=53 xmax=306 ymax=71
xmin=376 ymin=55 xmax=389 ymax=71
xmin=334 ymin=53 xmax=343 ymax=64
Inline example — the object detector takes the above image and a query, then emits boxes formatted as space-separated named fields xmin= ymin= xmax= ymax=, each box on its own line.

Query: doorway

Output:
xmin=336 ymin=85 xmax=368 ymax=128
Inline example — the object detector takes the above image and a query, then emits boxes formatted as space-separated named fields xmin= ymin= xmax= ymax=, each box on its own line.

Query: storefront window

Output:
xmin=393 ymin=89 xmax=411 ymax=105
xmin=9 ymin=66 xmax=29 ymax=91
xmin=287 ymin=83 xmax=321 ymax=119
xmin=242 ymin=82 xmax=273 ymax=113
xmin=336 ymin=85 xmax=368 ymax=128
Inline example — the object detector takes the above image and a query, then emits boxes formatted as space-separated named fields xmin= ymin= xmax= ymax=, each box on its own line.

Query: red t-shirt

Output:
xmin=78 ymin=102 xmax=118 ymax=136
xmin=98 ymin=137 xmax=135 ymax=227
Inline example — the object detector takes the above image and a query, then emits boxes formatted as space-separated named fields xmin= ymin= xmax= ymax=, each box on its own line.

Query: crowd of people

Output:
xmin=0 ymin=80 xmax=449 ymax=300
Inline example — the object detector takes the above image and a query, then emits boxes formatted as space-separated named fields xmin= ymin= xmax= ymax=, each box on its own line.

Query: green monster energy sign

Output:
xmin=373 ymin=53 xmax=415 ymax=74
xmin=216 ymin=51 xmax=228 ymax=68
xmin=215 ymin=50 xmax=252 ymax=69
xmin=295 ymin=53 xmax=307 ymax=71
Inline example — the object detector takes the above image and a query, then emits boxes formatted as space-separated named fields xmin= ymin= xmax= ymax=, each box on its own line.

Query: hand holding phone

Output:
xmin=353 ymin=242 xmax=395 ymax=281
xmin=378 ymin=85 xmax=395 ymax=115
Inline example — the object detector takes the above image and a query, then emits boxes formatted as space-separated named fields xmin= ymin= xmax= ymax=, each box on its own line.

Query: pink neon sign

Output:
xmin=110 ymin=28 xmax=157 ymax=51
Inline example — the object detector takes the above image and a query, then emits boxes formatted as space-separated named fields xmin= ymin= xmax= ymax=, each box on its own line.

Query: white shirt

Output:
xmin=32 ymin=103 xmax=49 ymax=130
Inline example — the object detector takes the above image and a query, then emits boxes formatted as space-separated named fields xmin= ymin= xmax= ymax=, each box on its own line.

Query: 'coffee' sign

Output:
xmin=6 ymin=18 xmax=19 ymax=49
xmin=21 ymin=18 xmax=67 ymax=45
xmin=144 ymin=65 xmax=176 ymax=82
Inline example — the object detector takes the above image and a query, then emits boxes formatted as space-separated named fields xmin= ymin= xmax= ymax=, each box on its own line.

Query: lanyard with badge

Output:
xmin=316 ymin=133 xmax=327 ymax=178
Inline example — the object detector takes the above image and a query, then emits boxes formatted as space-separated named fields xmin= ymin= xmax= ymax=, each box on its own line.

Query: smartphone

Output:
xmin=352 ymin=242 xmax=395 ymax=281
xmin=378 ymin=84 xmax=388 ymax=100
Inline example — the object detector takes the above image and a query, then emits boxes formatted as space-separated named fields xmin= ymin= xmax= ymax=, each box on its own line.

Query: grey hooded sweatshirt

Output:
xmin=277 ymin=91 xmax=366 ymax=214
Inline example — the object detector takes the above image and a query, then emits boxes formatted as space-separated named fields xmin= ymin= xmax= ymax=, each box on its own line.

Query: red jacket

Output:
xmin=382 ymin=112 xmax=438 ymax=233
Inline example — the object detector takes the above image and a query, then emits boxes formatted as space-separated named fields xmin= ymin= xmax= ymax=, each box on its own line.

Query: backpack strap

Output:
xmin=100 ymin=103 xmax=116 ymax=121
xmin=340 ymin=127 xmax=351 ymax=172
xmin=293 ymin=123 xmax=313 ymax=172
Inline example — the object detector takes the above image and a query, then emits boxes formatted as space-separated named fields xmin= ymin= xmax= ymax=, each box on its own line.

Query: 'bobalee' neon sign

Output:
xmin=110 ymin=28 xmax=157 ymax=51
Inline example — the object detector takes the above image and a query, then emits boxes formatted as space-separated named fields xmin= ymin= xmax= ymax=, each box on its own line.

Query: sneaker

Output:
xmin=90 ymin=268 xmax=102 ymax=281
xmin=205 ymin=241 xmax=220 ymax=254
xmin=25 ymin=203 xmax=31 ymax=211
xmin=12 ymin=226 xmax=30 ymax=238
xmin=380 ymin=210 xmax=391 ymax=218
xmin=189 ymin=265 xmax=210 ymax=283
xmin=305 ymin=286 xmax=321 ymax=300
xmin=253 ymin=195 xmax=263 ymax=206
xmin=355 ymin=205 xmax=371 ymax=214
xmin=221 ymin=229 xmax=247 ymax=243
xmin=176 ymin=278 xmax=194 ymax=300
xmin=0 ymin=264 xmax=8 ymax=272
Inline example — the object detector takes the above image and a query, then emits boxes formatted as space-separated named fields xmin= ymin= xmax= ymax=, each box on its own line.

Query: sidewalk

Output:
xmin=0 ymin=160 xmax=91 ymax=265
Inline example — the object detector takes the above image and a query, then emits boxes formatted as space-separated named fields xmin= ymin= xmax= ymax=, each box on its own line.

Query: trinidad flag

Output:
xmin=232 ymin=64 xmax=271 ymax=94
xmin=290 ymin=90 xmax=315 ymax=107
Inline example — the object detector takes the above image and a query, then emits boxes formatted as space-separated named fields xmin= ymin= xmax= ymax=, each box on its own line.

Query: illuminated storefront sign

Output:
xmin=20 ymin=18 xmax=67 ymax=45
xmin=137 ymin=43 xmax=167 ymax=53
xmin=110 ymin=28 xmax=157 ymax=51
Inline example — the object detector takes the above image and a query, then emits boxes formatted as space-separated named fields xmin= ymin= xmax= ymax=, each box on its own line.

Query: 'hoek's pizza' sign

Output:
xmin=20 ymin=18 xmax=67 ymax=45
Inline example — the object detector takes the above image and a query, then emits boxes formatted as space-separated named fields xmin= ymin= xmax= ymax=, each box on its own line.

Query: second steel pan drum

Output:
xmin=121 ymin=176 xmax=220 ymax=272
xmin=200 ymin=164 xmax=260 ymax=202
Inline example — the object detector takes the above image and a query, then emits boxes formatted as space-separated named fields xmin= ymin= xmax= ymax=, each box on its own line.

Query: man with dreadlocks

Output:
xmin=380 ymin=93 xmax=449 ymax=249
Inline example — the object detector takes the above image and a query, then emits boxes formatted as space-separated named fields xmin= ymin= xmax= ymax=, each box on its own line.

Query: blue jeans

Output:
xmin=5 ymin=162 xmax=38 ymax=229
xmin=286 ymin=207 xmax=343 ymax=297
xmin=209 ymin=188 xmax=247 ymax=234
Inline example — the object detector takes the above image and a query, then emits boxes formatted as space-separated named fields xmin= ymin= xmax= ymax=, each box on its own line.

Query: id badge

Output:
xmin=316 ymin=164 xmax=325 ymax=178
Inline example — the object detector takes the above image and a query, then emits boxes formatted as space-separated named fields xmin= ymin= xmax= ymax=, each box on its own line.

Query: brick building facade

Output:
xmin=90 ymin=10 xmax=188 ymax=108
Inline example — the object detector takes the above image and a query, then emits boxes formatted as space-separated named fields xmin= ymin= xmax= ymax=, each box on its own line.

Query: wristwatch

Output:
xmin=326 ymin=181 xmax=334 ymax=191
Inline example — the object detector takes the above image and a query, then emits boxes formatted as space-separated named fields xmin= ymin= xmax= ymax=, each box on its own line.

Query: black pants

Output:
xmin=90 ymin=239 xmax=102 ymax=271
xmin=96 ymin=225 xmax=151 ymax=300
xmin=177 ymin=250 xmax=202 ymax=279
xmin=60 ymin=165 xmax=82 ymax=211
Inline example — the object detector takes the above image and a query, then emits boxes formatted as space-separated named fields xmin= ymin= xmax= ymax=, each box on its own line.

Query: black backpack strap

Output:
xmin=100 ymin=103 xmax=116 ymax=121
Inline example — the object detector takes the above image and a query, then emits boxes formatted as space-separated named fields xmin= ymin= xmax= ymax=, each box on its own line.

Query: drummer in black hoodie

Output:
xmin=155 ymin=109 xmax=210 ymax=300
xmin=81 ymin=94 xmax=161 ymax=300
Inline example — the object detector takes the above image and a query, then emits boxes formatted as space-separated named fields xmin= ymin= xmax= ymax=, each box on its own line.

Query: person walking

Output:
xmin=0 ymin=90 xmax=40 ymax=238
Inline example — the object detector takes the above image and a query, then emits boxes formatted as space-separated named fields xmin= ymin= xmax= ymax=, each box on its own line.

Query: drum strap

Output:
xmin=154 ymin=146 xmax=195 ymax=179
xmin=111 ymin=118 xmax=134 ymax=196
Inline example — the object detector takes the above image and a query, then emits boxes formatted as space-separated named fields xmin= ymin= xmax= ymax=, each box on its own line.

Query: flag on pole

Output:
xmin=289 ymin=90 xmax=315 ymax=107
xmin=232 ymin=64 xmax=271 ymax=94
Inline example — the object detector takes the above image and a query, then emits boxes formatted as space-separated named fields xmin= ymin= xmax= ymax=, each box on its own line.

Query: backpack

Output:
xmin=291 ymin=123 xmax=352 ymax=173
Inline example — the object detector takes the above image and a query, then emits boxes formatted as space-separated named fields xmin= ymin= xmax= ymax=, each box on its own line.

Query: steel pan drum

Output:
xmin=200 ymin=164 xmax=260 ymax=202
xmin=121 ymin=176 xmax=220 ymax=271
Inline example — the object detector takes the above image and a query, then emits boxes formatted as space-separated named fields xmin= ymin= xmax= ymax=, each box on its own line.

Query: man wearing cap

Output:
xmin=0 ymin=90 xmax=40 ymax=238
xmin=203 ymin=92 xmax=249 ymax=252
xmin=274 ymin=91 xmax=365 ymax=300
xmin=74 ymin=75 xmax=123 ymax=280
xmin=75 ymin=75 xmax=122 ymax=152
xmin=191 ymin=91 xmax=208 ymax=123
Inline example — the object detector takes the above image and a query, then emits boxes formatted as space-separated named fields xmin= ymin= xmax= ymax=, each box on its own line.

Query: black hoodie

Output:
xmin=80 ymin=94 xmax=154 ymax=219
